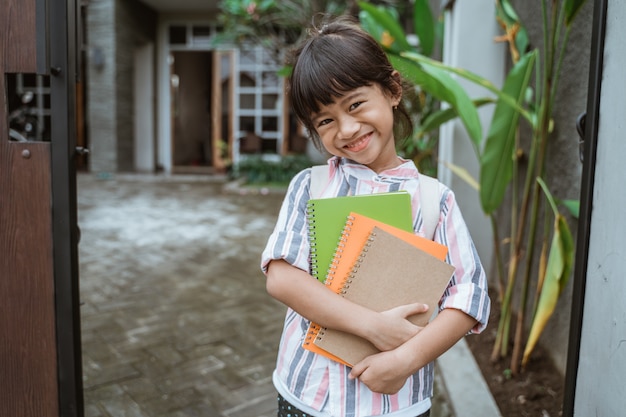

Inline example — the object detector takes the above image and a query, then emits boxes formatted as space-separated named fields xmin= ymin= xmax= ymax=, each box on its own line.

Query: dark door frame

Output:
xmin=562 ymin=0 xmax=607 ymax=414
xmin=49 ymin=0 xmax=84 ymax=415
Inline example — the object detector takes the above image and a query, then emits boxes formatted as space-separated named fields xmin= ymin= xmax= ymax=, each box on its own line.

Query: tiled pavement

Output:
xmin=77 ymin=173 xmax=452 ymax=417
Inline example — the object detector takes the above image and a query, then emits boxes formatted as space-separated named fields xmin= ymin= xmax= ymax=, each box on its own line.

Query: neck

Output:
xmin=368 ymin=156 xmax=403 ymax=174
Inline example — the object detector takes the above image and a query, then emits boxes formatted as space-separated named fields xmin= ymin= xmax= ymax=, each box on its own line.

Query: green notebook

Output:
xmin=307 ymin=191 xmax=413 ymax=282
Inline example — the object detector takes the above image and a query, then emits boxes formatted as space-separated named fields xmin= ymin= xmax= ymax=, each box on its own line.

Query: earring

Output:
xmin=393 ymin=105 xmax=398 ymax=110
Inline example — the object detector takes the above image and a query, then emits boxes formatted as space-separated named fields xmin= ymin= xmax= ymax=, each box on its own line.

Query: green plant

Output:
xmin=360 ymin=0 xmax=585 ymax=373
xmin=359 ymin=1 xmax=443 ymax=176
xmin=216 ymin=0 xmax=409 ymax=60
xmin=485 ymin=0 xmax=584 ymax=373
xmin=217 ymin=139 xmax=232 ymax=167
xmin=233 ymin=154 xmax=314 ymax=185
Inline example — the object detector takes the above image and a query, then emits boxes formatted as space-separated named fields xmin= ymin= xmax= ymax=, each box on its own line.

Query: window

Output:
xmin=168 ymin=26 xmax=187 ymax=45
xmin=6 ymin=73 xmax=51 ymax=142
xmin=234 ymin=46 xmax=284 ymax=158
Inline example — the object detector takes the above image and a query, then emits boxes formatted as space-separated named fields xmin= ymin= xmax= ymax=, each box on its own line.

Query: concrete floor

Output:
xmin=77 ymin=173 xmax=452 ymax=417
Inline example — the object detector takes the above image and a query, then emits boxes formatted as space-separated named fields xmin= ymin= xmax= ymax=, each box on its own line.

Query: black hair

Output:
xmin=287 ymin=15 xmax=413 ymax=151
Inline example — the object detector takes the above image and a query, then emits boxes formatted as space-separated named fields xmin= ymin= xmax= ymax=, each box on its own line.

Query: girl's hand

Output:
xmin=348 ymin=349 xmax=410 ymax=395
xmin=352 ymin=309 xmax=480 ymax=395
xmin=365 ymin=303 xmax=429 ymax=351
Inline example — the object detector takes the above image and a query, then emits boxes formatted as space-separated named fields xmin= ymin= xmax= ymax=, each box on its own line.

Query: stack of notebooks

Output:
xmin=303 ymin=192 xmax=455 ymax=367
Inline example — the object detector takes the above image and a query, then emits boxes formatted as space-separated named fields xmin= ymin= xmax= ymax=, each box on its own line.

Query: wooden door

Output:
xmin=0 ymin=0 xmax=83 ymax=415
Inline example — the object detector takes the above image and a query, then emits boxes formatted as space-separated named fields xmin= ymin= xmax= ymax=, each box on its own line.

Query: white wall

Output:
xmin=134 ymin=43 xmax=155 ymax=172
xmin=439 ymin=0 xmax=506 ymax=276
xmin=574 ymin=1 xmax=626 ymax=413
xmin=156 ymin=19 xmax=172 ymax=172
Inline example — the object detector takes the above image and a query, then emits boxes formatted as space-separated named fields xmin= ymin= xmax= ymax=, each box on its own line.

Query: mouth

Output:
xmin=343 ymin=134 xmax=371 ymax=152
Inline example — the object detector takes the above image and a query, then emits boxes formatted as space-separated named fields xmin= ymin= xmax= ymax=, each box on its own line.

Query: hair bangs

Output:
xmin=290 ymin=35 xmax=373 ymax=126
xmin=288 ymin=16 xmax=412 ymax=150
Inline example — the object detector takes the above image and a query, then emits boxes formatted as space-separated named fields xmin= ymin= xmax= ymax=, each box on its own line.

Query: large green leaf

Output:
xmin=413 ymin=0 xmax=435 ymax=56
xmin=564 ymin=0 xmax=588 ymax=26
xmin=358 ymin=2 xmax=412 ymax=53
xmin=441 ymin=161 xmax=480 ymax=191
xmin=417 ymin=98 xmax=494 ymax=142
xmin=522 ymin=212 xmax=574 ymax=366
xmin=392 ymin=54 xmax=482 ymax=149
xmin=400 ymin=51 xmax=532 ymax=122
xmin=522 ymin=178 xmax=575 ymax=366
xmin=559 ymin=198 xmax=580 ymax=219
xmin=359 ymin=10 xmax=382 ymax=41
xmin=479 ymin=50 xmax=536 ymax=214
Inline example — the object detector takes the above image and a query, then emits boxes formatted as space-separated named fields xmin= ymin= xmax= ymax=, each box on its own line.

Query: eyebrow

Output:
xmin=312 ymin=89 xmax=366 ymax=119
xmin=340 ymin=90 xmax=366 ymax=105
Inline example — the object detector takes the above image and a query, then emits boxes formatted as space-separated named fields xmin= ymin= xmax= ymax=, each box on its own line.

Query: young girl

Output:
xmin=261 ymin=16 xmax=490 ymax=417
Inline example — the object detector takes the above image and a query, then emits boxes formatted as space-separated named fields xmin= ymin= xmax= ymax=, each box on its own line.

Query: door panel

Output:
xmin=0 ymin=141 xmax=57 ymax=416
xmin=1 ymin=0 xmax=83 ymax=415
xmin=1 ymin=0 xmax=59 ymax=414
xmin=171 ymin=51 xmax=213 ymax=173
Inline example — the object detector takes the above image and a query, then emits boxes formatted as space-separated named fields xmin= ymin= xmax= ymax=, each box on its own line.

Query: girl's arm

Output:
xmin=349 ymin=308 xmax=477 ymax=394
xmin=266 ymin=259 xmax=429 ymax=352
xmin=346 ymin=187 xmax=490 ymax=394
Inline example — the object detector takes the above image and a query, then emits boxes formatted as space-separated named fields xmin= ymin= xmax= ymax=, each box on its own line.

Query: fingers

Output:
xmin=349 ymin=360 xmax=368 ymax=380
xmin=407 ymin=302 xmax=429 ymax=315
xmin=388 ymin=302 xmax=429 ymax=318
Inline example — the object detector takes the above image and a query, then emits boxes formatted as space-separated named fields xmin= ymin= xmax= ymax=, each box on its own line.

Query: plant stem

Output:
xmin=511 ymin=305 xmax=525 ymax=374
xmin=491 ymin=252 xmax=517 ymax=361
xmin=530 ymin=208 xmax=551 ymax=323
xmin=501 ymin=303 xmax=512 ymax=358
xmin=491 ymin=310 xmax=505 ymax=362
xmin=490 ymin=214 xmax=505 ymax=302
xmin=510 ymin=172 xmax=542 ymax=374
xmin=490 ymin=134 xmax=521 ymax=361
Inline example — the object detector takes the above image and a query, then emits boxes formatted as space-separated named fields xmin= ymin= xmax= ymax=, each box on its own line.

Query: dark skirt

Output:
xmin=277 ymin=394 xmax=431 ymax=417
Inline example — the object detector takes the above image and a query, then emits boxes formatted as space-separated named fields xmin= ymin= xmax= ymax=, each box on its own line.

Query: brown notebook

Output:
xmin=312 ymin=226 xmax=456 ymax=367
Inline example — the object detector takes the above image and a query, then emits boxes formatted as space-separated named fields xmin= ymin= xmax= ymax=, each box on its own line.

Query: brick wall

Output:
xmin=86 ymin=0 xmax=156 ymax=173
xmin=87 ymin=0 xmax=116 ymax=174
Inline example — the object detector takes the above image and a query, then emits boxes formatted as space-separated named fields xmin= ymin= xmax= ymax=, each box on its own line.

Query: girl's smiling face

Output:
xmin=312 ymin=83 xmax=402 ymax=174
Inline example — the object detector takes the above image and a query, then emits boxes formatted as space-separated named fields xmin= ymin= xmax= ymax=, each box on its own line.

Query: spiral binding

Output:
xmin=316 ymin=328 xmax=326 ymax=341
xmin=324 ymin=215 xmax=355 ymax=287
xmin=313 ymin=230 xmax=377 ymax=345
xmin=339 ymin=231 xmax=376 ymax=295
xmin=304 ymin=215 xmax=357 ymax=348
xmin=303 ymin=322 xmax=321 ymax=346
xmin=306 ymin=201 xmax=318 ymax=278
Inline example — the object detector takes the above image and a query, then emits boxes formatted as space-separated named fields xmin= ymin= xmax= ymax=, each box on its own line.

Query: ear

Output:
xmin=390 ymin=71 xmax=403 ymax=106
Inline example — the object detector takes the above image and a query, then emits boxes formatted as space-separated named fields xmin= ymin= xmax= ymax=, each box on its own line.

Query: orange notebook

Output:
xmin=302 ymin=213 xmax=451 ymax=366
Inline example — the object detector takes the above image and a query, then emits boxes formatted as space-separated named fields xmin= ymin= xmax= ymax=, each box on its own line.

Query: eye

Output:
xmin=349 ymin=101 xmax=363 ymax=111
xmin=317 ymin=118 xmax=332 ymax=127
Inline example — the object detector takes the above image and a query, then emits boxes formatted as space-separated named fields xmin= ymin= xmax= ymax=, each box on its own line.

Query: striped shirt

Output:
xmin=261 ymin=156 xmax=490 ymax=417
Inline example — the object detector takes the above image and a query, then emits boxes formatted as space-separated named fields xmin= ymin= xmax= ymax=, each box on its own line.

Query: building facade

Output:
xmin=86 ymin=0 xmax=299 ymax=175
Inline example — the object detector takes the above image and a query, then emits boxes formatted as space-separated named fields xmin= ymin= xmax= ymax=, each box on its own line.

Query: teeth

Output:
xmin=346 ymin=137 xmax=366 ymax=148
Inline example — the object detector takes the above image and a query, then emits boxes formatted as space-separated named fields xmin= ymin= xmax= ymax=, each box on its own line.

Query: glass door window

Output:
xmin=234 ymin=45 xmax=284 ymax=163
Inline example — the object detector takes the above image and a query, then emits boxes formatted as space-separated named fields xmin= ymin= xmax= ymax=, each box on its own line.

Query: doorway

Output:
xmin=170 ymin=51 xmax=213 ymax=173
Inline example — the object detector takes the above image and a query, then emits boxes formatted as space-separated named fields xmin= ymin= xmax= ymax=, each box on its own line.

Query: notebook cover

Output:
xmin=307 ymin=191 xmax=413 ymax=283
xmin=324 ymin=213 xmax=449 ymax=293
xmin=302 ymin=213 xmax=450 ymax=365
xmin=313 ymin=226 xmax=455 ymax=367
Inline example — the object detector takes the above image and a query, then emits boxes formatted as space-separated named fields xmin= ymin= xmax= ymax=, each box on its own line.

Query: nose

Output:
xmin=337 ymin=115 xmax=359 ymax=140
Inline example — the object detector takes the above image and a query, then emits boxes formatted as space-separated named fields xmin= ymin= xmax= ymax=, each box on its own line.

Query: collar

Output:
xmin=327 ymin=156 xmax=420 ymax=181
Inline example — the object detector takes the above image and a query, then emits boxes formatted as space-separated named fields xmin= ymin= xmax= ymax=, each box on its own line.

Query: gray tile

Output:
xmin=78 ymin=174 xmax=452 ymax=416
